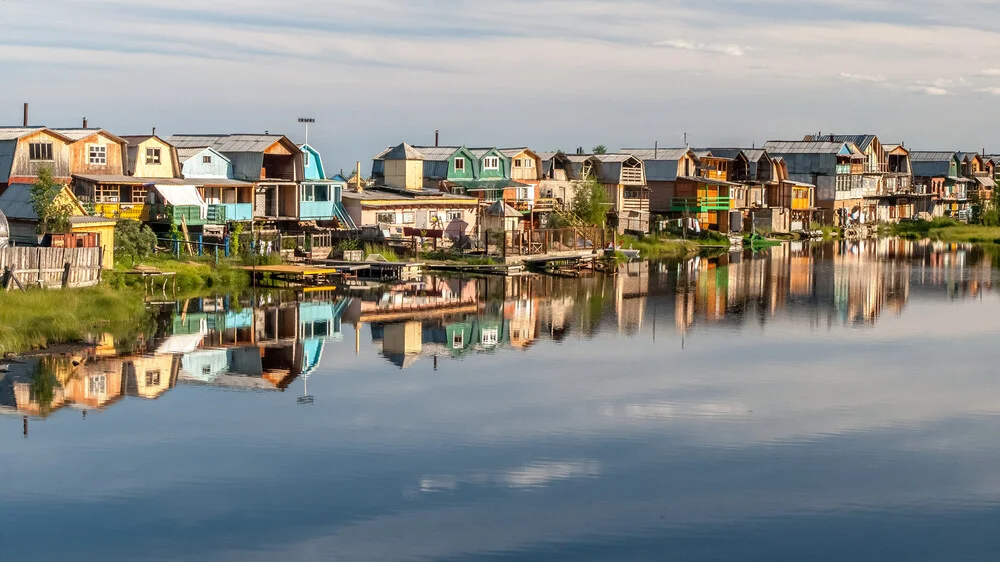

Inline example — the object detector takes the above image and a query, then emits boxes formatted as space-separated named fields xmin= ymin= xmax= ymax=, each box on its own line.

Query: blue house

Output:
xmin=299 ymin=143 xmax=355 ymax=228
xmin=176 ymin=146 xmax=254 ymax=223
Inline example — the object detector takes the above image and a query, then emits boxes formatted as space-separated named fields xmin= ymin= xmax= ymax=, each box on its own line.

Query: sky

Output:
xmin=4 ymin=0 xmax=1000 ymax=173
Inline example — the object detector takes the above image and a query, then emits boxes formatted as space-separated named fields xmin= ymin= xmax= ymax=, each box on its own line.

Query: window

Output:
xmin=447 ymin=211 xmax=463 ymax=222
xmin=301 ymin=184 xmax=330 ymax=202
xmin=88 ymin=374 xmax=107 ymax=396
xmin=145 ymin=370 xmax=161 ymax=386
xmin=402 ymin=212 xmax=415 ymax=224
xmin=376 ymin=212 xmax=396 ymax=224
xmin=29 ymin=142 xmax=53 ymax=161
xmin=146 ymin=147 xmax=161 ymax=165
xmin=483 ymin=156 xmax=500 ymax=170
xmin=453 ymin=332 xmax=464 ymax=349
xmin=525 ymin=159 xmax=534 ymax=168
xmin=514 ymin=158 xmax=524 ymax=167
xmin=203 ymin=155 xmax=212 ymax=164
xmin=304 ymin=152 xmax=310 ymax=166
xmin=481 ymin=328 xmax=499 ymax=347
xmin=454 ymin=158 xmax=465 ymax=172
xmin=89 ymin=145 xmax=107 ymax=165
xmin=517 ymin=187 xmax=529 ymax=200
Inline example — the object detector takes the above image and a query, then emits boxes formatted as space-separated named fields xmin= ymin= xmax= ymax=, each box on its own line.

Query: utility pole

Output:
xmin=298 ymin=117 xmax=316 ymax=145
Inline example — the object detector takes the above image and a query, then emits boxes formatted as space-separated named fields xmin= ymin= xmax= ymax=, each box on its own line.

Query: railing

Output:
xmin=148 ymin=204 xmax=204 ymax=226
xmin=670 ymin=197 xmax=731 ymax=211
xmin=95 ymin=203 xmax=147 ymax=221
xmin=207 ymin=204 xmax=227 ymax=223
xmin=835 ymin=165 xmax=852 ymax=175
xmin=503 ymin=227 xmax=603 ymax=257
xmin=621 ymin=168 xmax=644 ymax=185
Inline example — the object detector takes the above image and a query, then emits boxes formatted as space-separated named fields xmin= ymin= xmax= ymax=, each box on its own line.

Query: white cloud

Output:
xmin=652 ymin=39 xmax=747 ymax=56
xmin=976 ymin=87 xmax=1000 ymax=95
xmin=979 ymin=69 xmax=1000 ymax=76
xmin=840 ymin=72 xmax=886 ymax=83
xmin=909 ymin=85 xmax=950 ymax=96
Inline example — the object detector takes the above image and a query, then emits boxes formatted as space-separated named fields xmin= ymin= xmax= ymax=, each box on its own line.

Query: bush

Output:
xmin=115 ymin=219 xmax=157 ymax=266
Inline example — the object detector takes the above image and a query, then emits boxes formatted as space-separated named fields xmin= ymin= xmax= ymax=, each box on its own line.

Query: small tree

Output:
xmin=571 ymin=178 xmax=611 ymax=226
xmin=592 ymin=145 xmax=608 ymax=155
xmin=115 ymin=219 xmax=156 ymax=266
xmin=30 ymin=168 xmax=73 ymax=237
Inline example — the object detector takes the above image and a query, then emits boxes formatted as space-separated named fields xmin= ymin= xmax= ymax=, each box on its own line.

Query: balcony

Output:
xmin=148 ymin=204 xmax=205 ymax=226
xmin=209 ymin=203 xmax=253 ymax=223
xmin=670 ymin=197 xmax=731 ymax=212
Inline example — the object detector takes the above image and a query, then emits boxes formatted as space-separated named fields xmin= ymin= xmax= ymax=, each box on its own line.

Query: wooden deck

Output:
xmin=241 ymin=264 xmax=350 ymax=286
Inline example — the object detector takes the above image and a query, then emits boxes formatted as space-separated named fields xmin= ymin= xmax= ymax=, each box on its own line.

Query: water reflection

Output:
xmin=1 ymin=239 xmax=995 ymax=421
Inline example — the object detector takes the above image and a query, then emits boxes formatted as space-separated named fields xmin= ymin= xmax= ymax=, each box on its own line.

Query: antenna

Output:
xmin=298 ymin=117 xmax=315 ymax=145
xmin=683 ymin=132 xmax=688 ymax=148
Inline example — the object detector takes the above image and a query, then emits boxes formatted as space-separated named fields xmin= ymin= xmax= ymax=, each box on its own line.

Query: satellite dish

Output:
xmin=0 ymin=209 xmax=9 ymax=249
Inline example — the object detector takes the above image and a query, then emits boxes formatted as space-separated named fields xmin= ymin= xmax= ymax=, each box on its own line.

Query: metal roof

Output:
xmin=51 ymin=128 xmax=125 ymax=143
xmin=696 ymin=148 xmax=746 ymax=161
xmin=0 ymin=183 xmax=37 ymax=220
xmin=485 ymin=200 xmax=522 ymax=217
xmin=594 ymin=153 xmax=641 ymax=163
xmin=167 ymin=134 xmax=292 ymax=153
xmin=73 ymin=174 xmax=154 ymax=185
xmin=499 ymin=147 xmax=530 ymax=158
xmin=410 ymin=146 xmax=462 ymax=161
xmin=176 ymin=146 xmax=230 ymax=162
xmin=120 ymin=135 xmax=156 ymax=145
xmin=804 ymin=134 xmax=877 ymax=152
xmin=621 ymin=148 xmax=692 ymax=161
xmin=0 ymin=140 xmax=15 ymax=183
xmin=0 ymin=127 xmax=43 ymax=141
xmin=956 ymin=152 xmax=981 ymax=162
xmin=908 ymin=151 xmax=957 ymax=162
xmin=742 ymin=149 xmax=768 ymax=162
xmin=763 ymin=141 xmax=851 ymax=155
xmin=381 ymin=143 xmax=425 ymax=161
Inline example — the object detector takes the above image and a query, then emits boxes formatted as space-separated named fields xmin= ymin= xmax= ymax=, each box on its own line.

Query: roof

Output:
xmin=119 ymin=135 xmax=156 ymax=145
xmin=167 ymin=134 xmax=293 ymax=153
xmin=763 ymin=141 xmax=851 ymax=155
xmin=908 ymin=151 xmax=957 ymax=162
xmin=957 ymin=152 xmax=982 ymax=162
xmin=499 ymin=147 xmax=530 ymax=158
xmin=450 ymin=179 xmax=529 ymax=190
xmin=410 ymin=146 xmax=462 ymax=161
xmin=803 ymin=134 xmax=877 ymax=152
xmin=696 ymin=148 xmax=746 ymax=161
xmin=0 ymin=183 xmax=87 ymax=221
xmin=176 ymin=146 xmax=231 ymax=163
xmin=593 ymin=153 xmax=640 ymax=163
xmin=677 ymin=176 xmax=741 ymax=187
xmin=468 ymin=148 xmax=499 ymax=158
xmin=485 ymin=200 xmax=522 ymax=217
xmin=343 ymin=186 xmax=477 ymax=203
xmin=51 ymin=128 xmax=126 ymax=144
xmin=0 ymin=127 xmax=43 ymax=141
xmin=69 ymin=215 xmax=116 ymax=226
xmin=621 ymin=148 xmax=693 ymax=161
xmin=73 ymin=174 xmax=154 ymax=185
xmin=742 ymin=149 xmax=769 ymax=163
xmin=381 ymin=143 xmax=425 ymax=161
xmin=159 ymin=177 xmax=252 ymax=187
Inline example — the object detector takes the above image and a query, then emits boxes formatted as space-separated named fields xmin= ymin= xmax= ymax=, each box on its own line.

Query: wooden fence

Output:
xmin=1 ymin=247 xmax=104 ymax=290
xmin=502 ymin=227 xmax=604 ymax=257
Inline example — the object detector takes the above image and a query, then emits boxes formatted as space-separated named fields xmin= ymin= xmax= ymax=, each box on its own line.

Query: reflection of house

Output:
xmin=615 ymin=262 xmax=648 ymax=335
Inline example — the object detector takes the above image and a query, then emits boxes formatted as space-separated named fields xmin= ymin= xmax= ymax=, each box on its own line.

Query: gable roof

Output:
xmin=803 ymin=134 xmax=877 ymax=152
xmin=167 ymin=134 xmax=297 ymax=153
xmin=909 ymin=151 xmax=957 ymax=177
xmin=51 ymin=128 xmax=127 ymax=145
xmin=621 ymin=148 xmax=694 ymax=161
xmin=410 ymin=146 xmax=464 ymax=161
xmin=695 ymin=148 xmax=747 ymax=161
xmin=763 ymin=140 xmax=852 ymax=155
xmin=177 ymin=146 xmax=231 ymax=163
xmin=908 ymin=151 xmax=957 ymax=162
xmin=0 ymin=183 xmax=85 ymax=221
xmin=742 ymin=149 xmax=769 ymax=163
xmin=381 ymin=143 xmax=425 ymax=161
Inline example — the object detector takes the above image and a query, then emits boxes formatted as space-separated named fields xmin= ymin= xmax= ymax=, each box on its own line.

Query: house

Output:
xmin=593 ymin=153 xmax=649 ymax=233
xmin=177 ymin=146 xmax=254 ymax=223
xmin=483 ymin=200 xmax=523 ymax=236
xmin=958 ymin=152 xmax=995 ymax=210
xmin=299 ymin=143 xmax=353 ymax=228
xmin=169 ymin=134 xmax=303 ymax=223
xmin=0 ymin=182 xmax=116 ymax=268
xmin=348 ymin=143 xmax=479 ymax=240
xmin=876 ymin=144 xmax=920 ymax=221
xmin=624 ymin=147 xmax=740 ymax=232
xmin=0 ymin=127 xmax=77 ymax=187
xmin=120 ymin=135 xmax=208 ymax=232
xmin=910 ymin=151 xmax=967 ymax=219
xmin=536 ymin=151 xmax=582 ymax=210
xmin=758 ymin=157 xmax=816 ymax=232
xmin=500 ymin=148 xmax=543 ymax=210
xmin=762 ymin=140 xmax=865 ymax=225
xmin=697 ymin=148 xmax=765 ymax=212
xmin=121 ymin=135 xmax=183 ymax=178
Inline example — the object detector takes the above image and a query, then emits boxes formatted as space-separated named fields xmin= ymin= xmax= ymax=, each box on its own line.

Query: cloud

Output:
xmin=976 ymin=87 xmax=1000 ymax=95
xmin=979 ymin=69 xmax=1000 ymax=76
xmin=840 ymin=72 xmax=886 ymax=83
xmin=652 ymin=39 xmax=747 ymax=56
xmin=909 ymin=85 xmax=950 ymax=96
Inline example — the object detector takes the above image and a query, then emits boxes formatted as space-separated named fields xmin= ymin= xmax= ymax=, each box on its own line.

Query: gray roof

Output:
xmin=763 ymin=141 xmax=851 ymax=155
xmin=381 ymin=143 xmax=425 ymax=161
xmin=50 ymin=128 xmax=116 ymax=142
xmin=957 ymin=152 xmax=981 ymax=162
xmin=167 ymin=134 xmax=291 ymax=153
xmin=0 ymin=183 xmax=37 ymax=220
xmin=908 ymin=151 xmax=957 ymax=162
xmin=119 ymin=135 xmax=156 ymax=145
xmin=804 ymin=134 xmax=877 ymax=152
xmin=742 ymin=149 xmax=768 ymax=162
xmin=70 ymin=215 xmax=116 ymax=226
xmin=0 ymin=127 xmax=43 ymax=141
xmin=0 ymin=140 xmax=15 ymax=183
xmin=73 ymin=174 xmax=153 ymax=185
xmin=621 ymin=148 xmax=692 ymax=161
xmin=485 ymin=200 xmax=522 ymax=217
xmin=594 ymin=153 xmax=640 ymax=163
xmin=696 ymin=148 xmax=746 ymax=161
xmin=499 ymin=147 xmax=530 ymax=158
xmin=410 ymin=146 xmax=462 ymax=161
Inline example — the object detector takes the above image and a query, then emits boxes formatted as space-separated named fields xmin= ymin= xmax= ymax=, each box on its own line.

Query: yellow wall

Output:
xmin=384 ymin=322 xmax=422 ymax=355
xmin=132 ymin=138 xmax=180 ymax=178
xmin=384 ymin=159 xmax=424 ymax=191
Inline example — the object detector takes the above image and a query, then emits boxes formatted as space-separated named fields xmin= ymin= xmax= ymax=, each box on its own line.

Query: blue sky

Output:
xmin=4 ymin=0 xmax=1000 ymax=172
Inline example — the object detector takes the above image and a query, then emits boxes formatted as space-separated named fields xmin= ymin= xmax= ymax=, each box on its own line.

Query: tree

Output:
xmin=114 ymin=219 xmax=156 ymax=266
xmin=571 ymin=178 xmax=611 ymax=226
xmin=30 ymin=168 xmax=73 ymax=237
xmin=592 ymin=145 xmax=608 ymax=155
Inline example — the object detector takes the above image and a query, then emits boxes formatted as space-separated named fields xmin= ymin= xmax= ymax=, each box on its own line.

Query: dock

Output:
xmin=241 ymin=264 xmax=351 ymax=286
xmin=315 ymin=260 xmax=424 ymax=281
xmin=426 ymin=263 xmax=526 ymax=276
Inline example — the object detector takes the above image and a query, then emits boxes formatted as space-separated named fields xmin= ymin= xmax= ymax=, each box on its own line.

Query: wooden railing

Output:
xmin=503 ymin=227 xmax=603 ymax=256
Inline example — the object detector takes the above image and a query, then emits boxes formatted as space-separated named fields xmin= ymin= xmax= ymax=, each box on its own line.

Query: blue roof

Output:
xmin=0 ymin=183 xmax=38 ymax=220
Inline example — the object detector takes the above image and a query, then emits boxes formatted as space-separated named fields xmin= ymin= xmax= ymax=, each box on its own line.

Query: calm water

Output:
xmin=2 ymin=239 xmax=1000 ymax=561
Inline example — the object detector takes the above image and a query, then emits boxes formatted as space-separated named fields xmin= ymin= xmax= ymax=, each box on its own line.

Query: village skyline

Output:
xmin=6 ymin=0 xmax=1000 ymax=172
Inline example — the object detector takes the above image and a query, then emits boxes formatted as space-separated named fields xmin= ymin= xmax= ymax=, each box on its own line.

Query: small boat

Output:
xmin=606 ymin=244 xmax=641 ymax=261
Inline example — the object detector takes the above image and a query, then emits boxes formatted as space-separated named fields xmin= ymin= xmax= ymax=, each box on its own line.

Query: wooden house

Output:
xmin=958 ymin=152 xmax=995 ymax=208
xmin=593 ymin=153 xmax=649 ymax=233
xmin=759 ymin=157 xmax=816 ymax=232
xmin=349 ymin=143 xmax=479 ymax=240
xmin=762 ymin=141 xmax=865 ymax=225
xmin=0 ymin=182 xmax=116 ymax=267
xmin=910 ymin=151 xmax=967 ymax=219
xmin=697 ymin=148 xmax=763 ymax=212
xmin=500 ymin=148 xmax=543 ymax=210
xmin=169 ymin=134 xmax=303 ymax=223
xmin=121 ymin=135 xmax=182 ymax=178
xmin=299 ymin=143 xmax=353 ymax=227
xmin=0 ymin=127 xmax=77 ymax=187
xmin=176 ymin=146 xmax=254 ymax=223
xmin=620 ymin=147 xmax=699 ymax=212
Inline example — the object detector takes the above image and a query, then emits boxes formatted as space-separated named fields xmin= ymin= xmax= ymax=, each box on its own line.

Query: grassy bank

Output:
xmin=892 ymin=218 xmax=1000 ymax=243
xmin=107 ymin=256 xmax=250 ymax=295
xmin=618 ymin=235 xmax=705 ymax=259
xmin=0 ymin=285 xmax=148 ymax=356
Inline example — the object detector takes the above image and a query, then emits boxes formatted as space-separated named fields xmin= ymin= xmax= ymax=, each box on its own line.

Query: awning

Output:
xmin=976 ymin=176 xmax=996 ymax=188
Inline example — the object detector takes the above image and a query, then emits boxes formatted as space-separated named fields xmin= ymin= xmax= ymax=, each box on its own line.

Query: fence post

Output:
xmin=198 ymin=234 xmax=204 ymax=257
xmin=225 ymin=235 xmax=231 ymax=257
xmin=174 ymin=239 xmax=180 ymax=259
xmin=215 ymin=245 xmax=220 ymax=265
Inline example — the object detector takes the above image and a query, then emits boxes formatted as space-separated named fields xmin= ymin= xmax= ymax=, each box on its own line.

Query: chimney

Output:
xmin=435 ymin=130 xmax=439 ymax=147
xmin=152 ymin=126 xmax=156 ymax=137
xmin=654 ymin=140 xmax=658 ymax=160
xmin=23 ymin=103 xmax=28 ymax=127
xmin=356 ymin=161 xmax=363 ymax=193
xmin=829 ymin=134 xmax=834 ymax=142
xmin=82 ymin=116 xmax=88 ymax=129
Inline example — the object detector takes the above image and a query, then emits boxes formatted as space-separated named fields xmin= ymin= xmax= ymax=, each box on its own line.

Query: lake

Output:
xmin=2 ymin=239 xmax=1000 ymax=561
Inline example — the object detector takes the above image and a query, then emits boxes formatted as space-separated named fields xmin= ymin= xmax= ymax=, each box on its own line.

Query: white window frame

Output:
xmin=525 ymin=158 xmax=535 ymax=168
xmin=89 ymin=144 xmax=107 ymax=165
xmin=483 ymin=156 xmax=500 ymax=171
xmin=482 ymin=328 xmax=499 ymax=347
xmin=402 ymin=211 xmax=415 ymax=224
xmin=453 ymin=332 xmax=464 ymax=349
xmin=376 ymin=212 xmax=396 ymax=224
xmin=454 ymin=157 xmax=466 ymax=172
xmin=88 ymin=374 xmax=107 ymax=396
xmin=447 ymin=210 xmax=463 ymax=222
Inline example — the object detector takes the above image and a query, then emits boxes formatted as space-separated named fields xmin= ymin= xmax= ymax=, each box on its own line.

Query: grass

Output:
xmin=0 ymin=285 xmax=149 ymax=356
xmin=618 ymin=234 xmax=702 ymax=259
xmin=891 ymin=217 xmax=1000 ymax=243
xmin=363 ymin=243 xmax=401 ymax=263
xmin=810 ymin=222 xmax=842 ymax=240
xmin=107 ymin=256 xmax=250 ymax=295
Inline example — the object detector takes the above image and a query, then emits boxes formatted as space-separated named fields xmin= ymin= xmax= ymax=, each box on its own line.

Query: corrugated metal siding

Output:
xmin=0 ymin=140 xmax=16 ymax=182
xmin=0 ymin=183 xmax=39 ymax=220
xmin=644 ymin=160 xmax=679 ymax=181
xmin=228 ymin=152 xmax=265 ymax=181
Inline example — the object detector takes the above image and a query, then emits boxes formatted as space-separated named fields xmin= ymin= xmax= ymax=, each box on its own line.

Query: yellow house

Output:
xmin=0 ymin=182 xmax=115 ymax=268
xmin=121 ymin=135 xmax=183 ymax=179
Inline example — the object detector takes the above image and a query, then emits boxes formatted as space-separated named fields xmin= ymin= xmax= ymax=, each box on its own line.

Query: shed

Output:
xmin=484 ymin=200 xmax=523 ymax=233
